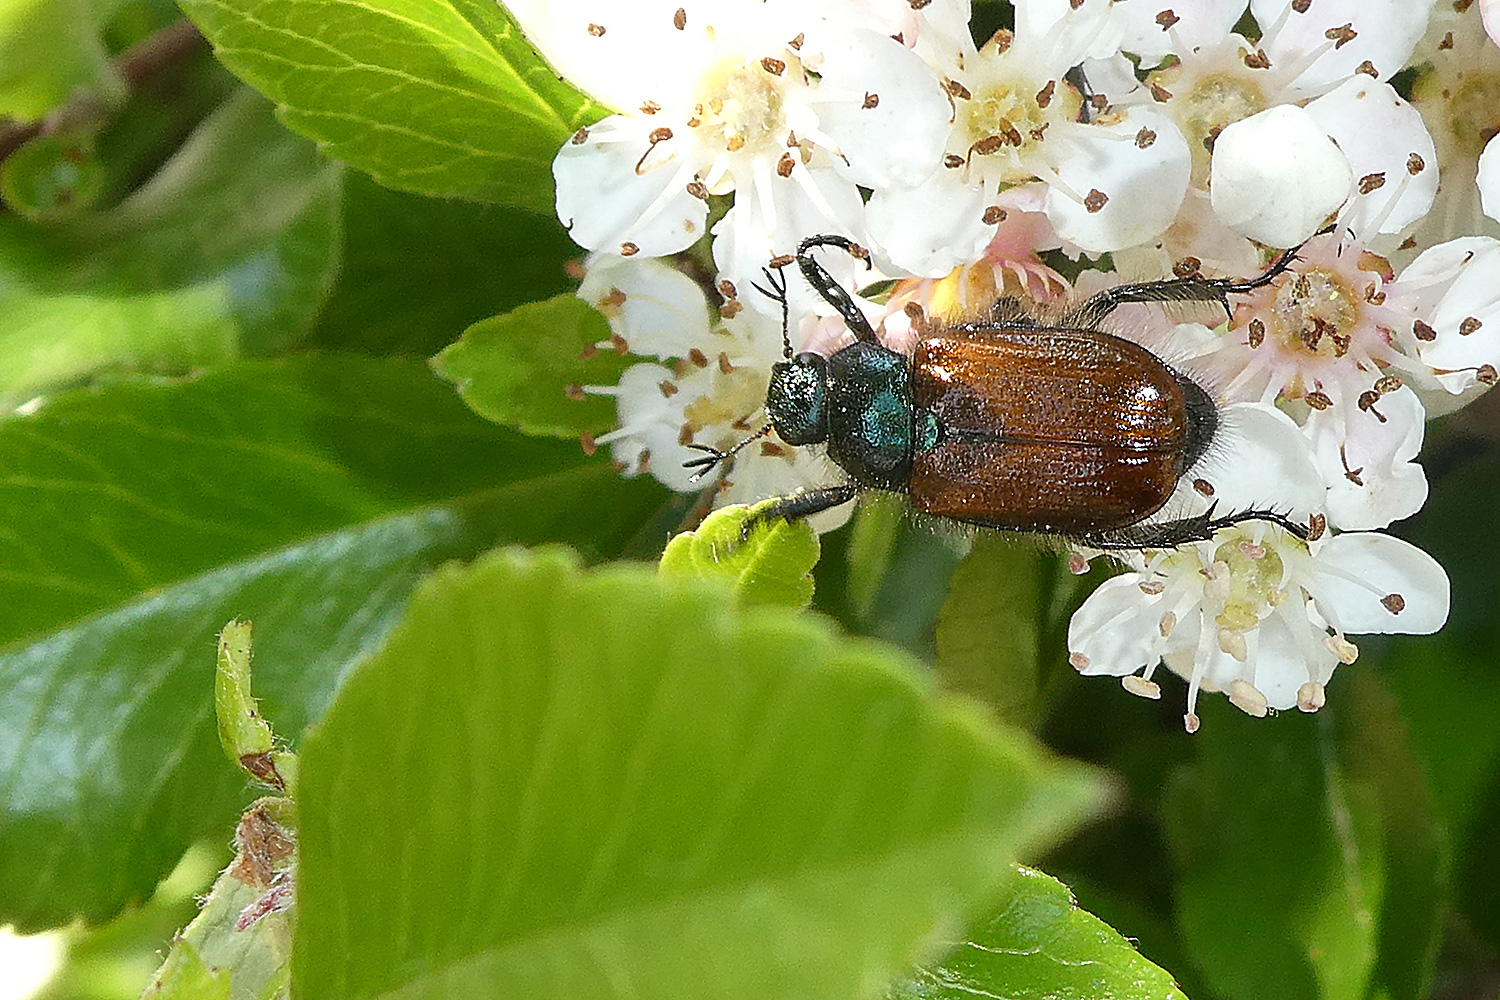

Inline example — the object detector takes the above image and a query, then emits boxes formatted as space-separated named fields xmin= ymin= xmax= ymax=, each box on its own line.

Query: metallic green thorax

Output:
xmin=765 ymin=343 xmax=939 ymax=492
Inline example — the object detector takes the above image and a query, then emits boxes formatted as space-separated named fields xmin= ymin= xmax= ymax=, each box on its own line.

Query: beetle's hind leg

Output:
xmin=794 ymin=235 xmax=880 ymax=345
xmin=741 ymin=484 xmax=860 ymax=538
xmin=1078 ymin=507 xmax=1310 ymax=551
xmin=1063 ymin=243 xmax=1303 ymax=328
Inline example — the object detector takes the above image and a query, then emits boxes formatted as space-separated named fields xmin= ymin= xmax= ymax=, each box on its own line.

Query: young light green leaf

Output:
xmin=659 ymin=500 xmax=821 ymax=608
xmin=890 ymin=866 xmax=1189 ymax=1000
xmin=215 ymin=621 xmax=298 ymax=795
xmin=139 ymin=939 xmax=231 ymax=1000
xmin=432 ymin=293 xmax=632 ymax=437
xmin=0 ymin=89 xmax=340 ymax=401
xmin=0 ymin=0 xmax=120 ymax=120
xmin=176 ymin=0 xmax=605 ymax=210
xmin=0 ymin=355 xmax=666 ymax=931
xmin=294 ymin=547 xmax=1106 ymax=1000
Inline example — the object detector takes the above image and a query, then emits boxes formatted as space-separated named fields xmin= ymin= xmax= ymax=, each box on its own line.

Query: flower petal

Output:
xmin=1209 ymin=104 xmax=1352 ymax=248
xmin=1067 ymin=575 xmax=1167 ymax=677
xmin=1485 ymin=0 xmax=1500 ymax=46
xmin=1478 ymin=133 xmax=1500 ymax=224
xmin=1304 ymin=385 xmax=1428 ymax=531
xmin=1254 ymin=0 xmax=1437 ymax=98
xmin=1308 ymin=532 xmax=1450 ymax=635
xmin=866 ymin=171 xmax=994 ymax=277
xmin=1117 ymin=0 xmax=1250 ymax=65
xmin=1398 ymin=236 xmax=1500 ymax=391
xmin=1190 ymin=402 xmax=1326 ymax=520
xmin=811 ymin=28 xmax=951 ymax=190
xmin=577 ymin=256 xmax=714 ymax=359
xmin=1043 ymin=109 xmax=1191 ymax=253
xmin=1303 ymin=78 xmax=1439 ymax=239
xmin=1252 ymin=611 xmax=1332 ymax=710
xmin=1015 ymin=0 xmax=1128 ymax=72
xmin=554 ymin=116 xmax=709 ymax=257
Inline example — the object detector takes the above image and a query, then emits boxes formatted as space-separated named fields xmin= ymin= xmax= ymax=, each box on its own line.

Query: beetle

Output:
xmin=684 ymin=234 xmax=1310 ymax=550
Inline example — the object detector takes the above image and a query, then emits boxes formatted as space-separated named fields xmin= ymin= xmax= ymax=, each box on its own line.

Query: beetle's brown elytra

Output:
xmin=683 ymin=234 xmax=1308 ymax=550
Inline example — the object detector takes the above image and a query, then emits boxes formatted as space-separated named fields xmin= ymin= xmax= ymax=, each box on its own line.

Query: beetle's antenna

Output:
xmin=751 ymin=266 xmax=794 ymax=359
xmin=683 ymin=424 xmax=775 ymax=482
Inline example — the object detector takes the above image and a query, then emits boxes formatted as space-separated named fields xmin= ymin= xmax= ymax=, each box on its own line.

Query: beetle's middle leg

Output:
xmin=1063 ymin=243 xmax=1303 ymax=328
xmin=1077 ymin=507 xmax=1310 ymax=551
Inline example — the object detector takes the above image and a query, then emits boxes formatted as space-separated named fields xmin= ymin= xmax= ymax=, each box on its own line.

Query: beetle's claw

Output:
xmin=683 ymin=442 xmax=731 ymax=483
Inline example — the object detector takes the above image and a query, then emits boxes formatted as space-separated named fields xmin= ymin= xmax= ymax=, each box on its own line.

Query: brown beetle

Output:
xmin=686 ymin=235 xmax=1307 ymax=549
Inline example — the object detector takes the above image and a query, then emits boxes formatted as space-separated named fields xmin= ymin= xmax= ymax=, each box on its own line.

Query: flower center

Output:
xmin=1445 ymin=72 xmax=1500 ymax=160
xmin=1171 ymin=71 xmax=1266 ymax=179
xmin=696 ymin=62 xmax=787 ymax=157
xmin=1271 ymin=270 xmax=1358 ymax=359
xmin=682 ymin=366 xmax=769 ymax=441
xmin=956 ymin=44 xmax=1080 ymax=184
xmin=1212 ymin=534 xmax=1287 ymax=631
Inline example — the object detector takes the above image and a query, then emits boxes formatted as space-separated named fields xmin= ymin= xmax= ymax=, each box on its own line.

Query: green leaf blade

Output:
xmin=176 ymin=0 xmax=604 ymax=209
xmin=658 ymin=501 xmax=821 ymax=608
xmin=294 ymin=548 xmax=1106 ymax=1000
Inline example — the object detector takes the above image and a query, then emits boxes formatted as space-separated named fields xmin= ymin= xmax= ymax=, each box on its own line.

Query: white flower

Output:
xmin=1068 ymin=523 xmax=1450 ymax=731
xmin=865 ymin=0 xmax=1193 ymax=273
xmin=521 ymin=0 xmax=950 ymax=313
xmin=1208 ymin=104 xmax=1352 ymax=247
xmin=575 ymin=255 xmax=851 ymax=529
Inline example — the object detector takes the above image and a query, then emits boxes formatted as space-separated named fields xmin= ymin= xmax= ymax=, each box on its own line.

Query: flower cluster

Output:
xmin=512 ymin=0 xmax=1495 ymax=728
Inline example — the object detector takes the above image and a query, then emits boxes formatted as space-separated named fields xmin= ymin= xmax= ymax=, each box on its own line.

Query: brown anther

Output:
xmin=1399 ymin=236 xmax=1418 ymax=250
xmin=610 ymin=332 xmax=629 ymax=354
xmin=760 ymin=441 xmax=788 ymax=457
xmin=1084 ymin=189 xmax=1109 ymax=213
xmin=718 ymin=352 xmax=734 ymax=374
xmin=1155 ymin=8 xmax=1179 ymax=29
xmin=1000 ymin=120 xmax=1025 ymax=146
xmin=909 ymin=0 xmax=932 ymax=7
xmin=1149 ymin=81 xmax=1173 ymax=102
xmin=725 ymin=135 xmax=746 ymax=152
xmin=649 ymin=126 xmax=673 ymax=145
xmin=720 ymin=299 xmax=744 ymax=319
xmin=1456 ymin=0 xmax=1475 ymax=11
xmin=1036 ymin=80 xmax=1056 ymax=108
xmin=587 ymin=23 xmax=606 ymax=36
xmin=761 ymin=56 xmax=786 ymax=76
xmin=688 ymin=348 xmax=709 ymax=367
xmin=672 ymin=359 xmax=689 ymax=378
xmin=686 ymin=180 xmax=708 ymax=199
xmin=580 ymin=431 xmax=597 ymax=456
xmin=905 ymin=301 xmax=927 ymax=323
xmin=717 ymin=279 xmax=738 ymax=298
xmin=658 ymin=380 xmax=678 ymax=398
xmin=1461 ymin=316 xmax=1483 ymax=336
xmin=1306 ymin=390 xmax=1334 ymax=410
xmin=1244 ymin=49 xmax=1271 ymax=69
xmin=1325 ymin=22 xmax=1357 ymax=48
xmin=1247 ymin=317 xmax=1266 ymax=347
xmin=944 ymin=153 xmax=965 ymax=169
xmin=1354 ymin=59 xmax=1377 ymax=77
xmin=1307 ymin=512 xmax=1327 ymax=542
xmin=678 ymin=425 xmax=694 ymax=446
xmin=563 ymin=258 xmax=587 ymax=280
xmin=1374 ymin=374 xmax=1404 ymax=394
xmin=570 ymin=127 xmax=589 ymax=144
xmin=1091 ymin=93 xmax=1109 ymax=110
xmin=777 ymin=152 xmax=795 ymax=177
xmin=1381 ymin=593 xmax=1406 ymax=614
xmin=1292 ymin=0 xmax=1311 ymax=10
xmin=620 ymin=241 xmax=640 ymax=256
xmin=638 ymin=448 xmax=652 ymax=474
xmin=789 ymin=32 xmax=804 ymax=49
xmin=673 ymin=7 xmax=686 ymax=29
xmin=1358 ymin=172 xmax=1386 ymax=195
xmin=1030 ymin=124 xmax=1049 ymax=141
xmin=1413 ymin=319 xmax=1437 ymax=341
xmin=847 ymin=242 xmax=870 ymax=260
xmin=988 ymin=28 xmax=1014 ymax=54
xmin=565 ymin=383 xmax=586 ymax=401
xmin=971 ymin=135 xmax=1004 ymax=157
xmin=1357 ymin=390 xmax=1386 ymax=420
xmin=1407 ymin=152 xmax=1426 ymax=175
xmin=1439 ymin=31 xmax=1454 ymax=50
xmin=579 ymin=343 xmax=599 ymax=361
xmin=1069 ymin=0 xmax=1084 ymax=8
xmin=1173 ymin=256 xmax=1202 ymax=278
xmin=640 ymin=100 xmax=661 ymax=115
xmin=600 ymin=287 xmax=627 ymax=311
xmin=1136 ymin=126 xmax=1158 ymax=148
xmin=1194 ymin=478 xmax=1215 ymax=497
xmin=945 ymin=79 xmax=972 ymax=100
xmin=982 ymin=205 xmax=1007 ymax=225
xmin=863 ymin=92 xmax=879 ymax=109
xmin=1479 ymin=364 xmax=1498 ymax=385
xmin=1202 ymin=124 xmax=1224 ymax=152
xmin=769 ymin=253 xmax=795 ymax=268
xmin=1365 ymin=285 xmax=1386 ymax=305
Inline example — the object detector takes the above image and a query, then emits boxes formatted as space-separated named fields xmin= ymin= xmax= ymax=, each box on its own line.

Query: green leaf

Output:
xmin=0 ymin=0 xmax=120 ymax=120
xmin=659 ymin=500 xmax=821 ymax=608
xmin=433 ymin=293 xmax=632 ymax=436
xmin=0 ymin=89 xmax=341 ymax=401
xmin=312 ymin=172 xmax=581 ymax=357
xmin=934 ymin=536 xmax=1079 ymax=728
xmin=0 ymin=133 xmax=106 ymax=222
xmin=176 ymin=0 xmax=604 ymax=210
xmin=890 ymin=866 xmax=1189 ymax=1000
xmin=0 ymin=355 xmax=666 ymax=930
xmin=845 ymin=492 xmax=904 ymax=619
xmin=294 ymin=547 xmax=1105 ymax=1000
xmin=1163 ymin=703 xmax=1386 ymax=1000
xmin=292 ymin=548 xmax=1110 ymax=1000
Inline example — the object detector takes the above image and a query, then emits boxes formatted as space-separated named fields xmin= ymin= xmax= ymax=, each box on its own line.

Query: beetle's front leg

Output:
xmin=742 ymin=484 xmax=860 ymax=538
xmin=1078 ymin=507 xmax=1310 ymax=551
